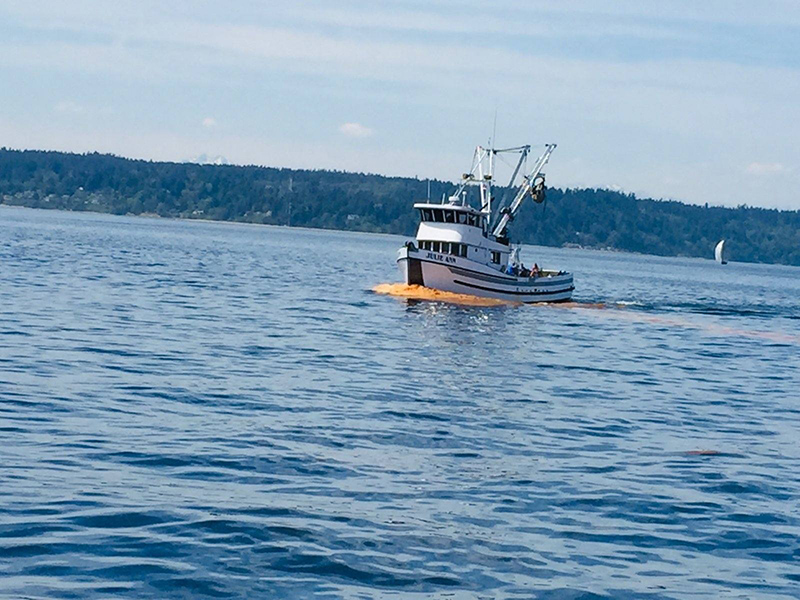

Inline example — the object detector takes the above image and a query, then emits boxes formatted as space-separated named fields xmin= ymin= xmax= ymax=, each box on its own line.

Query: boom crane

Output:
xmin=491 ymin=144 xmax=556 ymax=239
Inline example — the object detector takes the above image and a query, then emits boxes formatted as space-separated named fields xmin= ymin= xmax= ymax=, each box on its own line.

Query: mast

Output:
xmin=494 ymin=145 xmax=529 ymax=226
xmin=449 ymin=143 xmax=554 ymax=237
xmin=453 ymin=145 xmax=493 ymax=213
xmin=491 ymin=144 xmax=556 ymax=239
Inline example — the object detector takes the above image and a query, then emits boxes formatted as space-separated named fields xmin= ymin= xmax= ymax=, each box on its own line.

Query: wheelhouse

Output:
xmin=417 ymin=240 xmax=469 ymax=257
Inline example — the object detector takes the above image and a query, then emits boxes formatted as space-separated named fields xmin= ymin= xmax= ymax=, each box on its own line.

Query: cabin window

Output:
xmin=432 ymin=241 xmax=441 ymax=253
xmin=424 ymin=211 xmax=478 ymax=227
xmin=491 ymin=251 xmax=501 ymax=264
xmin=460 ymin=244 xmax=468 ymax=257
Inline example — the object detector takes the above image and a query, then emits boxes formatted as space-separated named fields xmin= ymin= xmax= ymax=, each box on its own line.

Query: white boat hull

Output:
xmin=397 ymin=246 xmax=573 ymax=303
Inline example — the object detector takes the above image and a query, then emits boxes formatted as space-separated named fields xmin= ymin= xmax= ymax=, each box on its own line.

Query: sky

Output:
xmin=1 ymin=0 xmax=799 ymax=209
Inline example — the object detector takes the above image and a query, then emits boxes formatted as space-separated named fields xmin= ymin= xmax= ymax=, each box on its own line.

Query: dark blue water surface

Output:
xmin=1 ymin=206 xmax=799 ymax=599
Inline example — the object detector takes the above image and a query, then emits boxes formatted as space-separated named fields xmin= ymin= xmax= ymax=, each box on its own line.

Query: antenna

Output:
xmin=491 ymin=107 xmax=497 ymax=149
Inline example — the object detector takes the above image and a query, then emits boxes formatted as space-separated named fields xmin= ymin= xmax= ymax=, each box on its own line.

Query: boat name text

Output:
xmin=426 ymin=252 xmax=457 ymax=264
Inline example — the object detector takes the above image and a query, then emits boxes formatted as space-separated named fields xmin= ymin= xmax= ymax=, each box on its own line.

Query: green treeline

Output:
xmin=2 ymin=148 xmax=799 ymax=265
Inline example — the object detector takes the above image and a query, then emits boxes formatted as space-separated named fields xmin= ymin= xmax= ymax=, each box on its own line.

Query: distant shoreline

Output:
xmin=9 ymin=202 xmax=800 ymax=270
xmin=3 ymin=148 xmax=800 ymax=266
xmin=0 ymin=202 xmax=407 ymax=240
xmin=0 ymin=203 xmax=742 ymax=265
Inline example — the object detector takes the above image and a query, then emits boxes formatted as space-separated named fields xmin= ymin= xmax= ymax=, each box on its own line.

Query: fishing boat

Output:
xmin=397 ymin=143 xmax=574 ymax=303
xmin=714 ymin=239 xmax=729 ymax=264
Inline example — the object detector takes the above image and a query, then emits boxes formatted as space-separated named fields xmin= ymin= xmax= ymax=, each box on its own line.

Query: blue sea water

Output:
xmin=1 ymin=205 xmax=799 ymax=599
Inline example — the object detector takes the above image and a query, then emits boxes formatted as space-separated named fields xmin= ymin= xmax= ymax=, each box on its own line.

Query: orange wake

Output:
xmin=373 ymin=284 xmax=799 ymax=344
xmin=585 ymin=310 xmax=800 ymax=344
xmin=549 ymin=301 xmax=610 ymax=310
xmin=372 ymin=283 xmax=518 ymax=307
xmin=557 ymin=303 xmax=800 ymax=345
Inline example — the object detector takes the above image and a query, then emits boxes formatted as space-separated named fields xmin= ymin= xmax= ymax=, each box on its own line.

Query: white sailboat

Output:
xmin=714 ymin=239 xmax=728 ymax=264
xmin=396 ymin=143 xmax=574 ymax=303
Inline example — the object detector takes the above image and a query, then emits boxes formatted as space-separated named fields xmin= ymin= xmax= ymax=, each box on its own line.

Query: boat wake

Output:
xmin=606 ymin=311 xmax=800 ymax=345
xmin=572 ymin=302 xmax=800 ymax=345
xmin=373 ymin=284 xmax=800 ymax=344
xmin=548 ymin=301 xmax=610 ymax=310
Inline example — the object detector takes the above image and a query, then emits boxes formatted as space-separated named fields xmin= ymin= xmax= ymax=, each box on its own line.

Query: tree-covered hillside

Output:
xmin=2 ymin=148 xmax=799 ymax=265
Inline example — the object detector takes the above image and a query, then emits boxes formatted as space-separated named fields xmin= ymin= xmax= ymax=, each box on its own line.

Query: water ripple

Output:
xmin=1 ymin=207 xmax=799 ymax=598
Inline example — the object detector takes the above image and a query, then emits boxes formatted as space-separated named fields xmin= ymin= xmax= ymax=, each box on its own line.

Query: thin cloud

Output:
xmin=189 ymin=153 xmax=229 ymax=165
xmin=202 ymin=117 xmax=217 ymax=129
xmin=746 ymin=162 xmax=786 ymax=175
xmin=339 ymin=122 xmax=373 ymax=138
xmin=54 ymin=101 xmax=83 ymax=114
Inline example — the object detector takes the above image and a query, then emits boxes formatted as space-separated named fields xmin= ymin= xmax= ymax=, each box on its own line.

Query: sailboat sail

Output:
xmin=714 ymin=239 xmax=728 ymax=264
